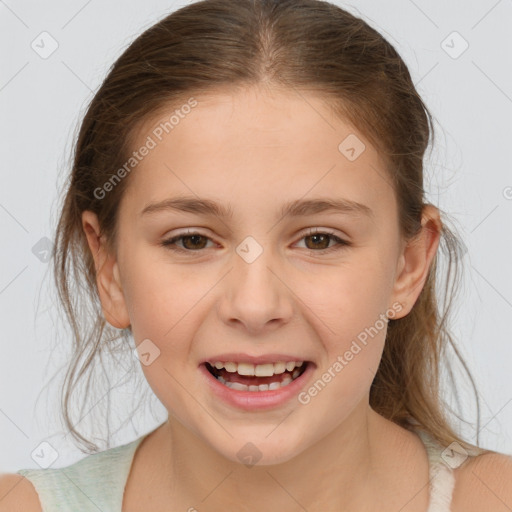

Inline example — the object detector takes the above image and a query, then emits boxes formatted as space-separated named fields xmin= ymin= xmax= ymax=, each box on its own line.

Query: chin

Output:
xmin=214 ymin=434 xmax=306 ymax=467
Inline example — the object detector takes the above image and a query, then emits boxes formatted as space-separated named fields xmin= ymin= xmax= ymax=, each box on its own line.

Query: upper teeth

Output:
xmin=212 ymin=361 xmax=304 ymax=377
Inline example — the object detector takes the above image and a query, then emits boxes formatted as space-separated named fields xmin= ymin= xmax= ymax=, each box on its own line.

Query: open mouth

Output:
xmin=204 ymin=361 xmax=310 ymax=392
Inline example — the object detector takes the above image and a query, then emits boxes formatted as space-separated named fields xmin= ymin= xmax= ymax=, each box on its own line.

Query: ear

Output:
xmin=81 ymin=210 xmax=130 ymax=329
xmin=389 ymin=205 xmax=442 ymax=319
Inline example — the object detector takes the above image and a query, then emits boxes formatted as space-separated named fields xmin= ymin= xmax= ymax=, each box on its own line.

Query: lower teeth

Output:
xmin=215 ymin=367 xmax=302 ymax=392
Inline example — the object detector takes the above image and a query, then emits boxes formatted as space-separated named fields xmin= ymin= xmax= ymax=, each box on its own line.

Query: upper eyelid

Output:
xmin=164 ymin=227 xmax=345 ymax=240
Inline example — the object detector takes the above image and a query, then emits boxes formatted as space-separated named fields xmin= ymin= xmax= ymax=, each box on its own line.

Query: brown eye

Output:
xmin=296 ymin=229 xmax=349 ymax=253
xmin=161 ymin=229 xmax=349 ymax=255
xmin=180 ymin=234 xmax=209 ymax=250
xmin=161 ymin=233 xmax=214 ymax=252
xmin=304 ymin=233 xmax=331 ymax=250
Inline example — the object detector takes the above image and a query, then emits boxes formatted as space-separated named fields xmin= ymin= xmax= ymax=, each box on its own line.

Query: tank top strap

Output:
xmin=17 ymin=435 xmax=146 ymax=511
xmin=415 ymin=429 xmax=456 ymax=512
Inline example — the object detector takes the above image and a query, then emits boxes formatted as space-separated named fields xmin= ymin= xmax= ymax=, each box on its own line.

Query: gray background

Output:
xmin=1 ymin=0 xmax=511 ymax=472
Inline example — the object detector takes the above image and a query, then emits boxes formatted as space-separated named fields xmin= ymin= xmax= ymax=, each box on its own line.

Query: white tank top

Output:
xmin=416 ymin=429 xmax=458 ymax=511
xmin=17 ymin=425 xmax=472 ymax=511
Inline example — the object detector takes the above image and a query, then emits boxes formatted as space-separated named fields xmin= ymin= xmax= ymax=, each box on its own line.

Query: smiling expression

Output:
xmin=86 ymin=84 xmax=427 ymax=465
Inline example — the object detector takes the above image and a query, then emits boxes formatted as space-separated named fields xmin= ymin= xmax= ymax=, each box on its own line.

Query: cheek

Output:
xmin=120 ymin=246 xmax=192 ymax=342
xmin=297 ymin=251 xmax=393 ymax=382
xmin=120 ymin=247 xmax=221 ymax=372
xmin=303 ymin=283 xmax=389 ymax=418
xmin=123 ymin=253 xmax=202 ymax=410
xmin=299 ymin=251 xmax=394 ymax=329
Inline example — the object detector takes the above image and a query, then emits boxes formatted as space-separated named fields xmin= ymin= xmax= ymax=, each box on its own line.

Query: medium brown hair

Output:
xmin=52 ymin=0 xmax=493 ymax=456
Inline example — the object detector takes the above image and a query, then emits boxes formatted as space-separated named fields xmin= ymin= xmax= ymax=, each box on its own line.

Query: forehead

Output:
xmin=120 ymin=86 xmax=396 ymax=221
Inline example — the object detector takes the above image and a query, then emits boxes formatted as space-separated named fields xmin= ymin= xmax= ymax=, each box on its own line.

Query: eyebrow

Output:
xmin=140 ymin=196 xmax=373 ymax=220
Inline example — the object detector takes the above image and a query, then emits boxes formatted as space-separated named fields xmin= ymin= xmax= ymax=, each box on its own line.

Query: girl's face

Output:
xmin=85 ymin=85 xmax=437 ymax=465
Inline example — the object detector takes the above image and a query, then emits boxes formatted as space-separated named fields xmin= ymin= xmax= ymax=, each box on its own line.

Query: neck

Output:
xmin=154 ymin=404 xmax=393 ymax=511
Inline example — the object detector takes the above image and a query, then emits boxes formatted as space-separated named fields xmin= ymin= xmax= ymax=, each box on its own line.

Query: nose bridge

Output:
xmin=219 ymin=233 xmax=294 ymax=332
xmin=233 ymin=234 xmax=280 ymax=302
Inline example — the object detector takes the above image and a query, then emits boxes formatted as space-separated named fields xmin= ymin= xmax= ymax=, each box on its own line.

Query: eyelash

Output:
xmin=160 ymin=228 xmax=350 ymax=255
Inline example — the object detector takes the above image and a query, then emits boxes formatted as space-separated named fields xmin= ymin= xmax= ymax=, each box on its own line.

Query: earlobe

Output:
xmin=390 ymin=205 xmax=441 ymax=319
xmin=81 ymin=210 xmax=131 ymax=329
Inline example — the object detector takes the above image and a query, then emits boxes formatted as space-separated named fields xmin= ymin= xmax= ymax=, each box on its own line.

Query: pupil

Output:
xmin=308 ymin=234 xmax=328 ymax=250
xmin=184 ymin=235 xmax=206 ymax=249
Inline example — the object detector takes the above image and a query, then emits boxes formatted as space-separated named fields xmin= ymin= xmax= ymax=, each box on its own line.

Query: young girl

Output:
xmin=2 ymin=0 xmax=511 ymax=510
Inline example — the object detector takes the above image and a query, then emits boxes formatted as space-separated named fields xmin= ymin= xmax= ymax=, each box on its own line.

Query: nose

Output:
xmin=217 ymin=241 xmax=295 ymax=335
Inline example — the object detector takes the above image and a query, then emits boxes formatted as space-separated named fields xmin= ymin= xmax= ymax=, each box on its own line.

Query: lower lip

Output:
xmin=199 ymin=362 xmax=315 ymax=411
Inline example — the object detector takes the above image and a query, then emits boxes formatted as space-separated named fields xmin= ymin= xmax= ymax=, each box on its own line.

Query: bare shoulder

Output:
xmin=0 ymin=473 xmax=42 ymax=512
xmin=452 ymin=451 xmax=512 ymax=512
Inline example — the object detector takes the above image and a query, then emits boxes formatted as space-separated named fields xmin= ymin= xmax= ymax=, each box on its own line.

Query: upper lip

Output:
xmin=200 ymin=353 xmax=312 ymax=365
